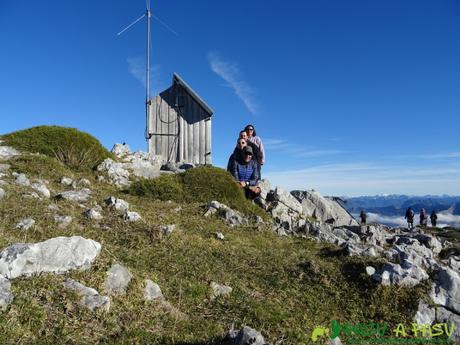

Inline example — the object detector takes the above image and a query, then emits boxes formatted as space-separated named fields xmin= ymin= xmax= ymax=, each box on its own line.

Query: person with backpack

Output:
xmin=405 ymin=207 xmax=415 ymax=230
xmin=430 ymin=210 xmax=438 ymax=227
xmin=420 ymin=208 xmax=427 ymax=226
xmin=359 ymin=210 xmax=367 ymax=225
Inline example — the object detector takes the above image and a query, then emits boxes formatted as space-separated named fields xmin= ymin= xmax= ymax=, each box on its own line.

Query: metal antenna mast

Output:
xmin=117 ymin=0 xmax=153 ymax=144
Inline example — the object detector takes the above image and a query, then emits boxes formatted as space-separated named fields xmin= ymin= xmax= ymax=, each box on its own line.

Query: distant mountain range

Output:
xmin=341 ymin=195 xmax=460 ymax=216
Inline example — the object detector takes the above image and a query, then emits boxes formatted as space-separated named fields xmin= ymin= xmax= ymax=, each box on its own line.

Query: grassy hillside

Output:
xmin=0 ymin=144 xmax=429 ymax=344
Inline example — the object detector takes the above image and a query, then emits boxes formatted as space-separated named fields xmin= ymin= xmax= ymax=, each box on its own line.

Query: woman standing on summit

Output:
xmin=245 ymin=124 xmax=265 ymax=177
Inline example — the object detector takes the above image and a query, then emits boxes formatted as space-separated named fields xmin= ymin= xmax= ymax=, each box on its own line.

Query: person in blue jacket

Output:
xmin=230 ymin=145 xmax=261 ymax=199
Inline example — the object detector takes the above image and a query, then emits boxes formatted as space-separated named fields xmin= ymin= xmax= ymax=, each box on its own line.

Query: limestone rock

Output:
xmin=215 ymin=232 xmax=225 ymax=240
xmin=15 ymin=218 xmax=35 ymax=231
xmin=0 ymin=146 xmax=20 ymax=160
xmin=0 ymin=275 xmax=13 ymax=311
xmin=232 ymin=326 xmax=267 ymax=345
xmin=60 ymin=177 xmax=74 ymax=186
xmin=105 ymin=196 xmax=129 ymax=213
xmin=13 ymin=172 xmax=30 ymax=186
xmin=31 ymin=181 xmax=50 ymax=198
xmin=205 ymin=201 xmax=247 ymax=226
xmin=84 ymin=208 xmax=103 ymax=220
xmin=270 ymin=187 xmax=303 ymax=214
xmin=111 ymin=143 xmax=131 ymax=158
xmin=54 ymin=215 xmax=72 ymax=228
xmin=64 ymin=278 xmax=110 ymax=312
xmin=374 ymin=263 xmax=428 ymax=287
xmin=124 ymin=211 xmax=141 ymax=222
xmin=0 ymin=188 xmax=5 ymax=201
xmin=97 ymin=158 xmax=130 ymax=187
xmin=258 ymin=179 xmax=271 ymax=200
xmin=210 ymin=281 xmax=232 ymax=300
xmin=77 ymin=178 xmax=91 ymax=187
xmin=436 ymin=306 xmax=460 ymax=342
xmin=291 ymin=190 xmax=358 ymax=227
xmin=104 ymin=264 xmax=133 ymax=295
xmin=366 ymin=266 xmax=376 ymax=276
xmin=56 ymin=188 xmax=92 ymax=202
xmin=144 ymin=279 xmax=165 ymax=301
xmin=0 ymin=236 xmax=101 ymax=279
xmin=429 ymin=266 xmax=460 ymax=314
xmin=413 ymin=299 xmax=435 ymax=325
xmin=162 ymin=225 xmax=176 ymax=236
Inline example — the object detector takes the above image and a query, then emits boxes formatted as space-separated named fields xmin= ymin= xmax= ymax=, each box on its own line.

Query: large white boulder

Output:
xmin=430 ymin=266 xmax=460 ymax=315
xmin=0 ymin=146 xmax=20 ymax=160
xmin=0 ymin=236 xmax=101 ymax=279
xmin=291 ymin=190 xmax=358 ymax=227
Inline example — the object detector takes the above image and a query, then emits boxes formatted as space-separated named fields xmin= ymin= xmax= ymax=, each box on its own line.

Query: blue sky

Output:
xmin=1 ymin=0 xmax=459 ymax=196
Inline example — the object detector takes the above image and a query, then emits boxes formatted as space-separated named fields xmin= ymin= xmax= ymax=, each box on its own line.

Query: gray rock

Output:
xmin=436 ymin=306 xmax=460 ymax=342
xmin=271 ymin=187 xmax=303 ymax=214
xmin=97 ymin=158 xmax=130 ymax=187
xmin=413 ymin=299 xmax=435 ymax=325
xmin=13 ymin=172 xmax=30 ymax=186
xmin=144 ymin=279 xmax=165 ymax=301
xmin=233 ymin=326 xmax=267 ymax=345
xmin=291 ymin=190 xmax=358 ymax=227
xmin=84 ymin=208 xmax=103 ymax=220
xmin=31 ymin=182 xmax=50 ymax=198
xmin=215 ymin=232 xmax=225 ymax=240
xmin=210 ymin=281 xmax=232 ymax=299
xmin=24 ymin=192 xmax=41 ymax=199
xmin=258 ymin=179 xmax=271 ymax=200
xmin=0 ymin=164 xmax=10 ymax=172
xmin=0 ymin=188 xmax=5 ymax=201
xmin=205 ymin=201 xmax=247 ymax=226
xmin=64 ymin=278 xmax=110 ymax=312
xmin=332 ymin=227 xmax=361 ymax=243
xmin=0 ymin=275 xmax=13 ymax=311
xmin=124 ymin=151 xmax=163 ymax=178
xmin=162 ymin=225 xmax=176 ymax=236
xmin=366 ymin=266 xmax=376 ymax=276
xmin=124 ymin=211 xmax=141 ymax=222
xmin=77 ymin=178 xmax=91 ymax=187
xmin=48 ymin=203 xmax=60 ymax=211
xmin=414 ymin=234 xmax=443 ymax=255
xmin=111 ymin=143 xmax=131 ymax=158
xmin=53 ymin=215 xmax=72 ymax=228
xmin=0 ymin=236 xmax=101 ymax=279
xmin=56 ymin=188 xmax=92 ymax=202
xmin=105 ymin=196 xmax=129 ymax=213
xmin=430 ymin=266 xmax=460 ymax=314
xmin=0 ymin=146 xmax=20 ymax=160
xmin=104 ymin=264 xmax=133 ymax=295
xmin=15 ymin=218 xmax=35 ymax=231
xmin=60 ymin=177 xmax=74 ymax=186
xmin=374 ymin=263 xmax=428 ymax=287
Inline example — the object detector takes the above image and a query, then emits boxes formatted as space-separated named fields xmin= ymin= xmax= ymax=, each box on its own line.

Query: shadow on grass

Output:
xmin=318 ymin=246 xmax=347 ymax=258
xmin=340 ymin=261 xmax=379 ymax=292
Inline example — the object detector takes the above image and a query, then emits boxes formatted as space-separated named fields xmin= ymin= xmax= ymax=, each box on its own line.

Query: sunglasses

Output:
xmin=247 ymin=128 xmax=254 ymax=131
xmin=245 ymin=153 xmax=253 ymax=156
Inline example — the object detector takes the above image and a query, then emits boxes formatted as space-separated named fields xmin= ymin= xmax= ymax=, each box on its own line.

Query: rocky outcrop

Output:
xmin=291 ymin=190 xmax=358 ymax=227
xmin=0 ymin=145 xmax=20 ymax=160
xmin=0 ymin=236 xmax=101 ymax=279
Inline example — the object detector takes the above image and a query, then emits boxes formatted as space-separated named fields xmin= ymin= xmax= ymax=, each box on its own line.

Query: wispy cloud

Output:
xmin=127 ymin=57 xmax=163 ymax=95
xmin=264 ymin=138 xmax=343 ymax=158
xmin=208 ymin=51 xmax=258 ymax=114
xmin=419 ymin=152 xmax=460 ymax=159
xmin=264 ymin=162 xmax=460 ymax=196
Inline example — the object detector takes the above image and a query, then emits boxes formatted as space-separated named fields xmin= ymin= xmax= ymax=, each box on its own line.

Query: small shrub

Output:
xmin=2 ymin=126 xmax=112 ymax=170
xmin=129 ymin=166 xmax=268 ymax=218
xmin=128 ymin=174 xmax=185 ymax=201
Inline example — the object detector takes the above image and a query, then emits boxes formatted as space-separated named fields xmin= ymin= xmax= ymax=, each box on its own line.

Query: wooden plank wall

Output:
xmin=148 ymin=86 xmax=212 ymax=165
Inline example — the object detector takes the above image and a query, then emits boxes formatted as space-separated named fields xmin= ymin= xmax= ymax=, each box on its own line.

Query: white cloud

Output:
xmin=263 ymin=138 xmax=343 ymax=158
xmin=208 ymin=51 xmax=258 ymax=114
xmin=352 ymin=212 xmax=460 ymax=228
xmin=420 ymin=152 xmax=460 ymax=159
xmin=127 ymin=57 xmax=163 ymax=95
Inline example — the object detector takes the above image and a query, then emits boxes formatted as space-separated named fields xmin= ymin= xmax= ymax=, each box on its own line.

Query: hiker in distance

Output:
xmin=245 ymin=124 xmax=265 ymax=177
xmin=430 ymin=210 xmax=438 ymax=227
xmin=359 ymin=210 xmax=367 ymax=225
xmin=405 ymin=207 xmax=415 ymax=230
xmin=230 ymin=145 xmax=262 ymax=201
xmin=420 ymin=208 xmax=427 ymax=226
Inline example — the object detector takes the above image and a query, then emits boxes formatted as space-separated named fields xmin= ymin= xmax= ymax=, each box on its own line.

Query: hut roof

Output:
xmin=173 ymin=72 xmax=214 ymax=116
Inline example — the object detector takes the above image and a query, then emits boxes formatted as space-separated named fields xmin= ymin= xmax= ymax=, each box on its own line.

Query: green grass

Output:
xmin=128 ymin=166 xmax=268 ymax=220
xmin=0 ymin=149 xmax=430 ymax=344
xmin=2 ymin=126 xmax=112 ymax=170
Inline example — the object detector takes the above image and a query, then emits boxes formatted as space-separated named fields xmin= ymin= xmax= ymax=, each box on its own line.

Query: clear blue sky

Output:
xmin=1 ymin=0 xmax=459 ymax=196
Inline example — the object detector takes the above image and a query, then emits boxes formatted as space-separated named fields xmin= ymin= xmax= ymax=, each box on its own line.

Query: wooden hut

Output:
xmin=147 ymin=73 xmax=213 ymax=165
